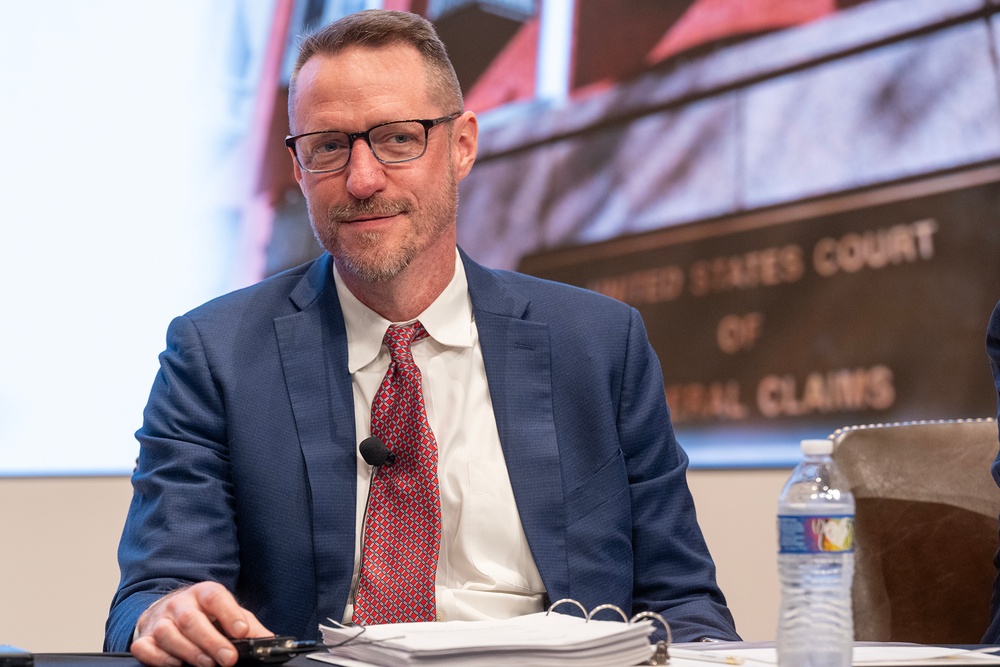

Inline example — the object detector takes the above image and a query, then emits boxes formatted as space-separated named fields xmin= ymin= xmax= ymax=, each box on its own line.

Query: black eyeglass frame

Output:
xmin=285 ymin=112 xmax=462 ymax=173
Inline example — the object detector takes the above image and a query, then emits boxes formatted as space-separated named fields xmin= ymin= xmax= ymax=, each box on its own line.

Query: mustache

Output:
xmin=328 ymin=197 xmax=409 ymax=222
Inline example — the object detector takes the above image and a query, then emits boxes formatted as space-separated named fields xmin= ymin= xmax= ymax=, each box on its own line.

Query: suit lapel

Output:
xmin=273 ymin=254 xmax=357 ymax=623
xmin=463 ymin=251 xmax=569 ymax=599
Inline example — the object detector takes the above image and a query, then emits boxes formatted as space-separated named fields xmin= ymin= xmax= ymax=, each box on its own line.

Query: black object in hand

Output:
xmin=231 ymin=636 xmax=320 ymax=665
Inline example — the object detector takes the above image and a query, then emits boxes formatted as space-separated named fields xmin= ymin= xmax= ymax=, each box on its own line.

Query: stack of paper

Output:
xmin=310 ymin=612 xmax=656 ymax=667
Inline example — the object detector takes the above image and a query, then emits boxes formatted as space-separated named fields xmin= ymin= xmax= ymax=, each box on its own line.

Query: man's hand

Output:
xmin=131 ymin=582 xmax=272 ymax=667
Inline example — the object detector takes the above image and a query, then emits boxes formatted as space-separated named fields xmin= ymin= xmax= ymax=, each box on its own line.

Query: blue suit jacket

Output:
xmin=105 ymin=249 xmax=738 ymax=650
xmin=984 ymin=299 xmax=1000 ymax=643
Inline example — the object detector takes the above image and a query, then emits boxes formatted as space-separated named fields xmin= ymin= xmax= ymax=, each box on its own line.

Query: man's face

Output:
xmin=289 ymin=44 xmax=477 ymax=284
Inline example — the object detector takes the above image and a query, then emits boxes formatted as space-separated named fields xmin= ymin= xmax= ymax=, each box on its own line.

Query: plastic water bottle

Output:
xmin=777 ymin=438 xmax=855 ymax=667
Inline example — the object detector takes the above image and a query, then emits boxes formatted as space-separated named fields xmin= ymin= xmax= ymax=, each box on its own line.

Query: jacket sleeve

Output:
xmin=617 ymin=307 xmax=740 ymax=642
xmin=988 ymin=300 xmax=1000 ymax=488
xmin=104 ymin=314 xmax=240 ymax=651
xmin=984 ymin=300 xmax=1000 ymax=644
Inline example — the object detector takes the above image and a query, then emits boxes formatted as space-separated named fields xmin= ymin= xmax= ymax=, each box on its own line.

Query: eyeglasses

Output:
xmin=285 ymin=112 xmax=462 ymax=173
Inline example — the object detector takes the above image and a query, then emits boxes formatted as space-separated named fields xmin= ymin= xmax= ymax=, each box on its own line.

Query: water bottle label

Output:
xmin=778 ymin=515 xmax=854 ymax=553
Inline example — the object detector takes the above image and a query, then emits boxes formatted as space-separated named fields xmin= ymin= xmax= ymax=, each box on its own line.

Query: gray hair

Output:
xmin=287 ymin=9 xmax=463 ymax=128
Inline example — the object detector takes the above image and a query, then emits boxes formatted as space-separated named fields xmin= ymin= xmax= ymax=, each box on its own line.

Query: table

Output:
xmin=31 ymin=655 xmax=317 ymax=667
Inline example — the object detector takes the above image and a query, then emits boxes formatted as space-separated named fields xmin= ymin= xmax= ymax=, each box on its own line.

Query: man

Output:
xmin=985 ymin=299 xmax=1000 ymax=644
xmin=105 ymin=9 xmax=739 ymax=666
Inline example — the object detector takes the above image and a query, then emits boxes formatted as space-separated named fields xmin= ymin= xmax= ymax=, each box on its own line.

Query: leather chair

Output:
xmin=830 ymin=418 xmax=1000 ymax=644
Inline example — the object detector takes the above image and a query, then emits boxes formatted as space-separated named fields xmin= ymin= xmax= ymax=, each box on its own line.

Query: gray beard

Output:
xmin=308 ymin=195 xmax=416 ymax=283
xmin=309 ymin=165 xmax=458 ymax=284
xmin=329 ymin=228 xmax=418 ymax=283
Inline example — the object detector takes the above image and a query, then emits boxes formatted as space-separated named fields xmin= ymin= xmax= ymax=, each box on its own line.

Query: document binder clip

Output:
xmin=545 ymin=599 xmax=673 ymax=666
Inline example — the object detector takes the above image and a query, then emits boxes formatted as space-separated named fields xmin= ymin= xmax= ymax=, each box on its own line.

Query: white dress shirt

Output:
xmin=334 ymin=251 xmax=546 ymax=623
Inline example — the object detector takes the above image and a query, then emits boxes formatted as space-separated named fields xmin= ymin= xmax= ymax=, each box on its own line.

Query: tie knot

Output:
xmin=383 ymin=322 xmax=428 ymax=362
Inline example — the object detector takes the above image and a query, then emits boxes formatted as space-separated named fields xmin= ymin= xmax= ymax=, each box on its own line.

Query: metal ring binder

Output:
xmin=631 ymin=611 xmax=671 ymax=666
xmin=588 ymin=603 xmax=630 ymax=623
xmin=545 ymin=598 xmax=673 ymax=666
xmin=546 ymin=598 xmax=589 ymax=618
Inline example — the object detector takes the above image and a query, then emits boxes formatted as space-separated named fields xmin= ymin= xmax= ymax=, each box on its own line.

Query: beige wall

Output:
xmin=0 ymin=469 xmax=788 ymax=652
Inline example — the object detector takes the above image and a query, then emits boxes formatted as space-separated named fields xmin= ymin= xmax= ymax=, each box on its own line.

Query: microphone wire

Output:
xmin=349 ymin=436 xmax=392 ymax=619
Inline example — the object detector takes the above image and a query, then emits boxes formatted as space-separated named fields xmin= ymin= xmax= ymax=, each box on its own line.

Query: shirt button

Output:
xmin=436 ymin=611 xmax=445 ymax=622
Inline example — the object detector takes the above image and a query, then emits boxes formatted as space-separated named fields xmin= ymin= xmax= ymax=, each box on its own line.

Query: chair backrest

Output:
xmin=831 ymin=418 xmax=1000 ymax=644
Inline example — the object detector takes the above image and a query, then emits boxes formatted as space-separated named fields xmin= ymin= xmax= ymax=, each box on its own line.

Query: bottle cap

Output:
xmin=801 ymin=438 xmax=833 ymax=455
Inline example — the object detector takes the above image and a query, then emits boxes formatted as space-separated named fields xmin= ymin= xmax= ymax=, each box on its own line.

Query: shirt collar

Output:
xmin=333 ymin=249 xmax=474 ymax=373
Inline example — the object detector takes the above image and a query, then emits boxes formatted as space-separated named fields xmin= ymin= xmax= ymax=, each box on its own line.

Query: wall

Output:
xmin=0 ymin=469 xmax=787 ymax=651
xmin=0 ymin=477 xmax=132 ymax=651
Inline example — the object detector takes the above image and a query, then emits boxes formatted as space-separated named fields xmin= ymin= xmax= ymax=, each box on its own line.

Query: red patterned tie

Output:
xmin=353 ymin=322 xmax=441 ymax=625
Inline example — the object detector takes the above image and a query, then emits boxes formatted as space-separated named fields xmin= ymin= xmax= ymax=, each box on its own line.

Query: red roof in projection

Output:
xmin=444 ymin=0 xmax=846 ymax=113
xmin=647 ymin=0 xmax=837 ymax=64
